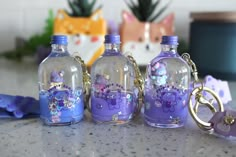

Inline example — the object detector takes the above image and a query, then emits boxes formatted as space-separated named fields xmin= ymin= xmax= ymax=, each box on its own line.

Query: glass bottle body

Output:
xmin=91 ymin=43 xmax=138 ymax=124
xmin=38 ymin=44 xmax=84 ymax=125
xmin=144 ymin=44 xmax=190 ymax=128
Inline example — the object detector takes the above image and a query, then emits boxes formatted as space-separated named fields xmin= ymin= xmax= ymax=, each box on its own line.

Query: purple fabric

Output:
xmin=209 ymin=110 xmax=236 ymax=137
xmin=0 ymin=94 xmax=39 ymax=118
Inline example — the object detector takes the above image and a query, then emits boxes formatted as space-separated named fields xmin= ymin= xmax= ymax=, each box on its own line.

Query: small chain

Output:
xmin=181 ymin=53 xmax=206 ymax=110
xmin=181 ymin=53 xmax=199 ymax=83
xmin=74 ymin=55 xmax=91 ymax=110
xmin=127 ymin=55 xmax=144 ymax=115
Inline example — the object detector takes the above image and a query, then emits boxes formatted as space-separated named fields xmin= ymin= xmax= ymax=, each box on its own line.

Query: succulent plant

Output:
xmin=125 ymin=0 xmax=171 ymax=22
xmin=67 ymin=0 xmax=102 ymax=17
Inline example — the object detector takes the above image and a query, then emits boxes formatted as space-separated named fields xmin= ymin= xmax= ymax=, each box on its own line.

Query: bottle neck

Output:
xmin=105 ymin=43 xmax=121 ymax=52
xmin=161 ymin=44 xmax=178 ymax=53
xmin=51 ymin=44 xmax=68 ymax=53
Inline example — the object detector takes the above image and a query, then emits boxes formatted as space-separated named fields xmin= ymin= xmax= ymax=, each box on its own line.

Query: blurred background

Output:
xmin=0 ymin=0 xmax=236 ymax=98
xmin=0 ymin=0 xmax=236 ymax=52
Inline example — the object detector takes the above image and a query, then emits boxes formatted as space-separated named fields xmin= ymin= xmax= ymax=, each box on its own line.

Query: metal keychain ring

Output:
xmin=189 ymin=86 xmax=224 ymax=130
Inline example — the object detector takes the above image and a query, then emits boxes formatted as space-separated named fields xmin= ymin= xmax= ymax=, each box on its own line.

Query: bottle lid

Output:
xmin=104 ymin=34 xmax=121 ymax=44
xmin=51 ymin=35 xmax=68 ymax=45
xmin=161 ymin=36 xmax=178 ymax=45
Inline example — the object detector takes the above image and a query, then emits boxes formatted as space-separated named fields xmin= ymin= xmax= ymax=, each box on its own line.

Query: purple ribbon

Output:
xmin=0 ymin=94 xmax=39 ymax=118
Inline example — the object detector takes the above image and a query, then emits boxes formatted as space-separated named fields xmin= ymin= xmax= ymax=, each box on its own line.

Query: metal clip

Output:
xmin=74 ymin=55 xmax=91 ymax=110
xmin=188 ymin=86 xmax=224 ymax=130
xmin=181 ymin=53 xmax=224 ymax=130
xmin=127 ymin=55 xmax=144 ymax=116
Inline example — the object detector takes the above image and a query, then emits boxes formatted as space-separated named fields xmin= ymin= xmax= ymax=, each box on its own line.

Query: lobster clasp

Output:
xmin=189 ymin=85 xmax=224 ymax=130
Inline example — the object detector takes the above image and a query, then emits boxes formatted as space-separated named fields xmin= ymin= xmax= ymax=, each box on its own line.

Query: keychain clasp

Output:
xmin=181 ymin=53 xmax=224 ymax=130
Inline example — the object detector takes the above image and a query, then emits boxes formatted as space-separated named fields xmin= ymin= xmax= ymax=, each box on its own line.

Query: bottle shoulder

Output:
xmin=91 ymin=55 xmax=135 ymax=76
xmin=92 ymin=54 xmax=130 ymax=67
xmin=147 ymin=55 xmax=190 ymax=76
xmin=150 ymin=54 xmax=187 ymax=67
xmin=39 ymin=56 xmax=83 ymax=72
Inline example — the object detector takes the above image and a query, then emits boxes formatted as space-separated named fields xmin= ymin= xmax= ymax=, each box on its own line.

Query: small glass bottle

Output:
xmin=144 ymin=36 xmax=190 ymax=128
xmin=90 ymin=34 xmax=138 ymax=124
xmin=38 ymin=35 xmax=84 ymax=125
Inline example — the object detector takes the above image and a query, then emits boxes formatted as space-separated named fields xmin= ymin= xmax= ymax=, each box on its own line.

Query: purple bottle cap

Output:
xmin=104 ymin=34 xmax=121 ymax=44
xmin=161 ymin=36 xmax=178 ymax=45
xmin=51 ymin=35 xmax=68 ymax=45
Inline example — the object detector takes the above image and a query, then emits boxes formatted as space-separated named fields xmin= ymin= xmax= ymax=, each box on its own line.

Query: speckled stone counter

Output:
xmin=0 ymin=59 xmax=236 ymax=157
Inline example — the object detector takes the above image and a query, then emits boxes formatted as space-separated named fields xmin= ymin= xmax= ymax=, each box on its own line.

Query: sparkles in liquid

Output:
xmin=40 ymin=88 xmax=84 ymax=125
xmin=91 ymin=91 xmax=135 ymax=123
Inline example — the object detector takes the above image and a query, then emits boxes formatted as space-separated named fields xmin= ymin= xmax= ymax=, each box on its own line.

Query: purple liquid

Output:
xmin=40 ymin=88 xmax=84 ymax=125
xmin=91 ymin=91 xmax=136 ymax=123
xmin=144 ymin=86 xmax=188 ymax=128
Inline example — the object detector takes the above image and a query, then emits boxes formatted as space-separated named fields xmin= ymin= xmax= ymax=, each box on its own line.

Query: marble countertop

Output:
xmin=0 ymin=58 xmax=236 ymax=157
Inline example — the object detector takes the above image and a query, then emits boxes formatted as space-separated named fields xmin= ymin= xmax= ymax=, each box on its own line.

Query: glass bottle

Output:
xmin=38 ymin=35 xmax=84 ymax=125
xmin=144 ymin=36 xmax=190 ymax=128
xmin=90 ymin=34 xmax=138 ymax=124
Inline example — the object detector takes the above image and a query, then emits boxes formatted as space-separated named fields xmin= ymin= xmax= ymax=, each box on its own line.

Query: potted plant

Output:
xmin=54 ymin=0 xmax=107 ymax=67
xmin=120 ymin=0 xmax=174 ymax=66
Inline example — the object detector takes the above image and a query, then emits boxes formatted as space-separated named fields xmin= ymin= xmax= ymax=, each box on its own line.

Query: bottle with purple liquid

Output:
xmin=38 ymin=35 xmax=84 ymax=126
xmin=91 ymin=34 xmax=138 ymax=124
xmin=144 ymin=36 xmax=190 ymax=128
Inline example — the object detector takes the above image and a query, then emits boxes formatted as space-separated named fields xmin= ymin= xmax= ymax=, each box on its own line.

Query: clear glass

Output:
xmin=144 ymin=44 xmax=190 ymax=128
xmin=91 ymin=43 xmax=138 ymax=124
xmin=38 ymin=44 xmax=84 ymax=126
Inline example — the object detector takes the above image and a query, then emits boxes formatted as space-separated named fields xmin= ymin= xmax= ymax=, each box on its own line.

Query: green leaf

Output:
xmin=125 ymin=0 xmax=171 ymax=22
xmin=147 ymin=0 xmax=160 ymax=17
xmin=137 ymin=1 xmax=147 ymax=20
xmin=125 ymin=1 xmax=144 ymax=21
xmin=131 ymin=6 xmax=143 ymax=21
xmin=87 ymin=0 xmax=96 ymax=12
xmin=126 ymin=0 xmax=136 ymax=8
xmin=140 ymin=0 xmax=158 ymax=20
xmin=68 ymin=0 xmax=82 ymax=16
xmin=81 ymin=0 xmax=89 ymax=9
xmin=80 ymin=0 xmax=92 ymax=16
xmin=66 ymin=0 xmax=102 ymax=17
xmin=74 ymin=0 xmax=80 ymax=6
xmin=149 ymin=0 xmax=171 ymax=22
xmin=44 ymin=9 xmax=54 ymax=35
